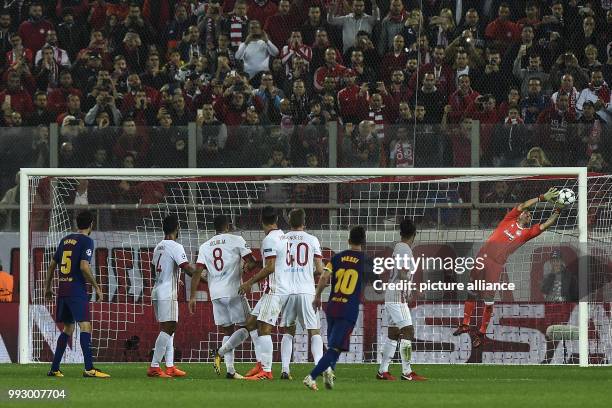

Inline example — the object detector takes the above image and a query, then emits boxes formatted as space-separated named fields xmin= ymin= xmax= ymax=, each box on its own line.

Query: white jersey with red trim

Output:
xmin=261 ymin=229 xmax=288 ymax=295
xmin=196 ymin=233 xmax=252 ymax=300
xmin=152 ymin=239 xmax=189 ymax=301
xmin=278 ymin=230 xmax=322 ymax=295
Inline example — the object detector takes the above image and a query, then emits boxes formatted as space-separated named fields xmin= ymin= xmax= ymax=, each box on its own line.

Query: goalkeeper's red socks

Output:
xmin=462 ymin=300 xmax=476 ymax=326
xmin=479 ymin=304 xmax=493 ymax=334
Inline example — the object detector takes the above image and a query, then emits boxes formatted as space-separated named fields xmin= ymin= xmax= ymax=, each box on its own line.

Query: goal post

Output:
xmin=18 ymin=167 xmax=603 ymax=366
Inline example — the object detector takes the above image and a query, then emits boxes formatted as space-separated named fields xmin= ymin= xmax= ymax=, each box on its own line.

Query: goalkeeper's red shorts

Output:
xmin=470 ymin=256 xmax=505 ymax=298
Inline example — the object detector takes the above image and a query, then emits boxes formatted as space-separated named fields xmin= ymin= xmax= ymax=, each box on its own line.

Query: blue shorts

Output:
xmin=56 ymin=297 xmax=89 ymax=323
xmin=326 ymin=316 xmax=354 ymax=352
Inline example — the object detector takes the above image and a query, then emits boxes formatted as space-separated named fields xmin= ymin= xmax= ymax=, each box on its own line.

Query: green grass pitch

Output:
xmin=1 ymin=364 xmax=611 ymax=408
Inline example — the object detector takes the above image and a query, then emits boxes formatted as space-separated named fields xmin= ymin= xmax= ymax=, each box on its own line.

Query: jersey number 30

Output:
xmin=333 ymin=268 xmax=358 ymax=295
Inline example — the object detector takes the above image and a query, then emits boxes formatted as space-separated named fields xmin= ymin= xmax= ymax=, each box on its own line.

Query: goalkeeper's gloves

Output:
xmin=553 ymin=203 xmax=565 ymax=214
xmin=541 ymin=187 xmax=559 ymax=202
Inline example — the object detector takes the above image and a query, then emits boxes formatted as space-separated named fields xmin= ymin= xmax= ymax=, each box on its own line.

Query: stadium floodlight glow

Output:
xmin=18 ymin=167 xmax=604 ymax=367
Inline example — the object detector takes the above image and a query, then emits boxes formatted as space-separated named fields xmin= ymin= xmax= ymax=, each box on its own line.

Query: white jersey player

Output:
xmin=191 ymin=215 xmax=257 ymax=379
xmin=240 ymin=208 xmax=326 ymax=380
xmin=215 ymin=206 xmax=283 ymax=379
xmin=377 ymin=219 xmax=426 ymax=382
xmin=148 ymin=214 xmax=196 ymax=378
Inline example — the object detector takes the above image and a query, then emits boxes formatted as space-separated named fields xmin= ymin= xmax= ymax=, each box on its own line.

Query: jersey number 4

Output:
xmin=286 ymin=243 xmax=308 ymax=267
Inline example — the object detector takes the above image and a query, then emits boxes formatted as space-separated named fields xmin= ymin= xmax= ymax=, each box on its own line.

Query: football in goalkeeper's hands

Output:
xmin=557 ymin=188 xmax=576 ymax=206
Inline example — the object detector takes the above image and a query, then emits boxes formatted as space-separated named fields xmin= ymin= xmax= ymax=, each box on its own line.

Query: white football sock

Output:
xmin=281 ymin=333 xmax=293 ymax=373
xmin=151 ymin=331 xmax=171 ymax=368
xmin=249 ymin=329 xmax=261 ymax=362
xmin=222 ymin=335 xmax=235 ymax=374
xmin=165 ymin=333 xmax=175 ymax=367
xmin=379 ymin=337 xmax=397 ymax=373
xmin=400 ymin=339 xmax=412 ymax=374
xmin=311 ymin=334 xmax=323 ymax=364
xmin=219 ymin=328 xmax=249 ymax=355
xmin=258 ymin=335 xmax=273 ymax=372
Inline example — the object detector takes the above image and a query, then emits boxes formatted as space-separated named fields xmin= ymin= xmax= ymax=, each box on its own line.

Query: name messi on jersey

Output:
xmin=341 ymin=256 xmax=360 ymax=264
xmin=209 ymin=239 xmax=226 ymax=246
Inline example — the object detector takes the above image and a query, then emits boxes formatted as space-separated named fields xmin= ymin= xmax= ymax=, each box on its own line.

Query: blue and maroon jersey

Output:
xmin=52 ymin=233 xmax=94 ymax=298
xmin=325 ymin=249 xmax=367 ymax=324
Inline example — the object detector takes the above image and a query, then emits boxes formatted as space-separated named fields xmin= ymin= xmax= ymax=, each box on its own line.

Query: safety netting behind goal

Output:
xmin=26 ymin=173 xmax=612 ymax=365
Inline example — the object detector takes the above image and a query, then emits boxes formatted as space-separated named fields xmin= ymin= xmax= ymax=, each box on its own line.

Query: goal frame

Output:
xmin=18 ymin=167 xmax=590 ymax=365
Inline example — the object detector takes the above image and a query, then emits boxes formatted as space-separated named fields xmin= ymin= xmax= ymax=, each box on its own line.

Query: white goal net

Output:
xmin=21 ymin=169 xmax=612 ymax=366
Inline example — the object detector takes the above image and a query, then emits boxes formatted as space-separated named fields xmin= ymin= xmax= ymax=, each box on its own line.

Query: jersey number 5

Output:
xmin=333 ymin=268 xmax=358 ymax=295
xmin=60 ymin=251 xmax=72 ymax=275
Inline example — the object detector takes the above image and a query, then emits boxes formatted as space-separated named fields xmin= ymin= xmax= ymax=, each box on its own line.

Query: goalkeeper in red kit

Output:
xmin=454 ymin=188 xmax=564 ymax=347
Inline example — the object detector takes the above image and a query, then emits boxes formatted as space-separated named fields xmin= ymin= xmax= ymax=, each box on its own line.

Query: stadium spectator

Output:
xmin=388 ymin=125 xmax=415 ymax=168
xmin=497 ymin=88 xmax=521 ymax=120
xmin=300 ymin=5 xmax=331 ymax=47
xmin=56 ymin=93 xmax=84 ymax=124
xmin=520 ymin=78 xmax=548 ymax=124
xmin=443 ymin=115 xmax=474 ymax=167
xmin=491 ymin=106 xmax=530 ymax=167
xmin=327 ymin=0 xmax=379 ymax=53
xmin=537 ymin=93 xmax=579 ymax=165
xmin=246 ymin=0 xmax=278 ymax=26
xmin=26 ymin=91 xmax=53 ymax=126
xmin=47 ymin=70 xmax=80 ymax=113
xmin=408 ymin=45 xmax=454 ymax=99
xmin=541 ymin=250 xmax=578 ymax=302
xmin=163 ymin=3 xmax=192 ymax=49
xmin=280 ymin=30 xmax=312 ymax=76
xmin=472 ymin=49 xmax=507 ymax=104
xmin=411 ymin=72 xmax=445 ymax=123
xmin=197 ymin=103 xmax=228 ymax=167
xmin=380 ymin=34 xmax=408 ymax=84
xmin=314 ymin=47 xmax=347 ymax=91
xmin=0 ymin=172 xmax=19 ymax=231
xmin=264 ymin=0 xmax=296 ymax=49
xmin=455 ymin=8 xmax=485 ymax=51
xmin=342 ymin=120 xmax=381 ymax=167
xmin=551 ymin=74 xmax=579 ymax=114
xmin=34 ymin=45 xmax=62 ymax=90
xmin=361 ymin=89 xmax=396 ymax=140
xmin=446 ymin=74 xmax=479 ymax=123
xmin=235 ymin=20 xmax=278 ymax=79
xmin=84 ymin=88 xmax=121 ymax=127
xmin=57 ymin=5 xmax=88 ymax=61
xmin=481 ymin=181 xmax=520 ymax=228
xmin=549 ymin=53 xmax=589 ymax=91
xmin=34 ymin=29 xmax=69 ymax=68
xmin=0 ymin=71 xmax=33 ymax=116
xmin=310 ymin=29 xmax=340 ymax=71
xmin=17 ymin=3 xmax=54 ymax=53
xmin=349 ymin=49 xmax=375 ymax=85
xmin=576 ymin=69 xmax=610 ymax=115
xmin=113 ymin=118 xmax=150 ymax=167
xmin=513 ymin=49 xmax=550 ymax=98
xmin=0 ymin=11 xmax=13 ymax=67
xmin=378 ymin=0 xmax=406 ymax=55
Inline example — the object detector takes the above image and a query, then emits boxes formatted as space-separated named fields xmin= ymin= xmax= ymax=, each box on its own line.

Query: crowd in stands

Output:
xmin=1 ymin=0 xmax=612 ymax=198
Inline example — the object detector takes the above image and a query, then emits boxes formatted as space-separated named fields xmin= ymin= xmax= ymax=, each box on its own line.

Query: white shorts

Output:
xmin=251 ymin=296 xmax=262 ymax=317
xmin=257 ymin=293 xmax=290 ymax=326
xmin=384 ymin=302 xmax=413 ymax=328
xmin=153 ymin=299 xmax=179 ymax=323
xmin=280 ymin=294 xmax=320 ymax=330
xmin=212 ymin=296 xmax=251 ymax=327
